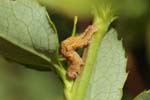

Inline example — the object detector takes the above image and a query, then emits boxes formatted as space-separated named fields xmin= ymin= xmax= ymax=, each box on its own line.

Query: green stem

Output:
xmin=71 ymin=25 xmax=108 ymax=100
xmin=67 ymin=6 xmax=116 ymax=100
xmin=71 ymin=16 xmax=78 ymax=37
xmin=53 ymin=63 xmax=73 ymax=100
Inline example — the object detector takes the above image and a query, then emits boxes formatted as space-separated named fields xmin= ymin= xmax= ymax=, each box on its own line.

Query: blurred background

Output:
xmin=0 ymin=56 xmax=65 ymax=100
xmin=0 ymin=0 xmax=149 ymax=100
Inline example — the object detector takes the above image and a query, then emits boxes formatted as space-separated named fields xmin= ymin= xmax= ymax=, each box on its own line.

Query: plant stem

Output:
xmin=71 ymin=16 xmax=78 ymax=37
xmin=68 ymin=6 xmax=116 ymax=100
xmin=53 ymin=63 xmax=73 ymax=100
xmin=71 ymin=26 xmax=108 ymax=100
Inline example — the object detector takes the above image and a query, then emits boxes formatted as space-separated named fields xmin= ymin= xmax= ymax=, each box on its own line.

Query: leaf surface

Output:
xmin=0 ymin=0 xmax=58 ymax=70
xmin=134 ymin=90 xmax=150 ymax=100
xmin=86 ymin=29 xmax=127 ymax=100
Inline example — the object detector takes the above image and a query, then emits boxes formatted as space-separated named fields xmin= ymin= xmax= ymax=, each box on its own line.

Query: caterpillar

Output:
xmin=61 ymin=25 xmax=97 ymax=79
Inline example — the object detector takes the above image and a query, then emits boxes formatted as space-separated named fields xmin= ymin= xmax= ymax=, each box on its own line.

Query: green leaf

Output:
xmin=0 ymin=0 xmax=58 ymax=70
xmin=133 ymin=90 xmax=150 ymax=100
xmin=86 ymin=29 xmax=127 ymax=100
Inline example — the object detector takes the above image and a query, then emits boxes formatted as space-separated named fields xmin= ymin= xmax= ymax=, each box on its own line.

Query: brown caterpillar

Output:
xmin=61 ymin=25 xmax=97 ymax=79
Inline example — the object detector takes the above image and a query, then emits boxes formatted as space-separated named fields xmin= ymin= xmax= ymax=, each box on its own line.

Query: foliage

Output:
xmin=133 ymin=90 xmax=150 ymax=100
xmin=0 ymin=0 xmax=58 ymax=70
xmin=86 ymin=29 xmax=127 ymax=100
xmin=0 ymin=0 xmax=149 ymax=100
